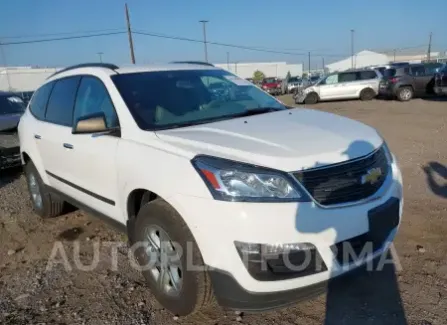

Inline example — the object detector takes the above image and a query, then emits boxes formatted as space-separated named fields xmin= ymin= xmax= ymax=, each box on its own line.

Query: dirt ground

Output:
xmin=1 ymin=96 xmax=446 ymax=325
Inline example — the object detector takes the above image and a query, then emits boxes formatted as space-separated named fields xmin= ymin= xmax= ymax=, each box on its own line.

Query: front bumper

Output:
xmin=0 ymin=146 xmax=21 ymax=170
xmin=170 ymin=161 xmax=403 ymax=310
xmin=264 ymin=88 xmax=281 ymax=95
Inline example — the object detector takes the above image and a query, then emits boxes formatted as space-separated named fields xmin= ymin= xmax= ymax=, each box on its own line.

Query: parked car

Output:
xmin=434 ymin=64 xmax=447 ymax=96
xmin=0 ymin=92 xmax=25 ymax=170
xmin=285 ymin=77 xmax=302 ymax=94
xmin=295 ymin=69 xmax=380 ymax=104
xmin=19 ymin=62 xmax=403 ymax=316
xmin=379 ymin=63 xmax=443 ymax=101
xmin=0 ymin=91 xmax=26 ymax=132
xmin=261 ymin=77 xmax=282 ymax=95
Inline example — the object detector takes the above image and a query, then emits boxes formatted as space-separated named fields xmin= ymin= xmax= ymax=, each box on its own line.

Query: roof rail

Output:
xmin=47 ymin=63 xmax=119 ymax=79
xmin=171 ymin=61 xmax=214 ymax=67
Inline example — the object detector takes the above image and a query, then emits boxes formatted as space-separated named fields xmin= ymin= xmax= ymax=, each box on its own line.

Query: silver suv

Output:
xmin=294 ymin=69 xmax=381 ymax=104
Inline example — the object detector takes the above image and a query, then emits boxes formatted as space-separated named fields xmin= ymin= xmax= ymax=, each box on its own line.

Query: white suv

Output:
xmin=19 ymin=63 xmax=403 ymax=315
xmin=295 ymin=69 xmax=381 ymax=104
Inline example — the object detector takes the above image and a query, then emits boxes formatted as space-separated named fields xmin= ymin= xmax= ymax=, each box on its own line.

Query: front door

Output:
xmin=66 ymin=76 xmax=121 ymax=221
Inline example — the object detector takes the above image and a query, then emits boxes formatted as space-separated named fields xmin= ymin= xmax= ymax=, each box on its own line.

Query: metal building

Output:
xmin=0 ymin=67 xmax=59 ymax=92
xmin=326 ymin=51 xmax=389 ymax=72
xmin=214 ymin=62 xmax=303 ymax=79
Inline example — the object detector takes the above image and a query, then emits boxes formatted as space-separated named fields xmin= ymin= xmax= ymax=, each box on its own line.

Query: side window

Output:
xmin=45 ymin=77 xmax=81 ymax=126
xmin=410 ymin=66 xmax=425 ymax=76
xmin=29 ymin=82 xmax=54 ymax=120
xmin=73 ymin=76 xmax=118 ymax=128
xmin=324 ymin=74 xmax=339 ymax=85
xmin=339 ymin=72 xmax=358 ymax=82
xmin=359 ymin=71 xmax=377 ymax=80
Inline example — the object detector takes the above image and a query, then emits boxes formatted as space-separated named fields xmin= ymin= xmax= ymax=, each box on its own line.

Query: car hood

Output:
xmin=155 ymin=108 xmax=383 ymax=171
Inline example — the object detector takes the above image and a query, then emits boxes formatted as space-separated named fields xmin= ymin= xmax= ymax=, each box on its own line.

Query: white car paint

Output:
xmin=19 ymin=64 xmax=403 ymax=304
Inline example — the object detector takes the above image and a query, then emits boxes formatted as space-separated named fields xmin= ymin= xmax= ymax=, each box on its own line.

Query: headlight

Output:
xmin=382 ymin=141 xmax=394 ymax=163
xmin=192 ymin=156 xmax=309 ymax=202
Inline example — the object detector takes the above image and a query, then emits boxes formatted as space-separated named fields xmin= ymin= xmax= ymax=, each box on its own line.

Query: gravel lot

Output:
xmin=1 ymin=96 xmax=446 ymax=325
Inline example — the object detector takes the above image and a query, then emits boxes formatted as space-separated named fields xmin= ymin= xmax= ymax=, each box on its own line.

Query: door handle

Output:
xmin=63 ymin=143 xmax=74 ymax=149
xmin=34 ymin=134 xmax=41 ymax=139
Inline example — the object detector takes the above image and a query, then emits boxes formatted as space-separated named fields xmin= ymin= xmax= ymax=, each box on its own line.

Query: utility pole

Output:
xmin=393 ymin=49 xmax=396 ymax=62
xmin=125 ymin=3 xmax=136 ymax=64
xmin=97 ymin=52 xmax=104 ymax=63
xmin=308 ymin=52 xmax=311 ymax=75
xmin=427 ymin=32 xmax=432 ymax=62
xmin=350 ymin=29 xmax=355 ymax=69
xmin=0 ymin=41 xmax=11 ymax=91
xmin=226 ymin=52 xmax=230 ymax=70
xmin=322 ymin=57 xmax=325 ymax=72
xmin=199 ymin=20 xmax=209 ymax=62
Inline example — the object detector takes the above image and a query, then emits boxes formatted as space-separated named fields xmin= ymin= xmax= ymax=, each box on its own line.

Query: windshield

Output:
xmin=288 ymin=77 xmax=300 ymax=83
xmin=263 ymin=78 xmax=277 ymax=83
xmin=112 ymin=69 xmax=285 ymax=130
xmin=0 ymin=95 xmax=26 ymax=114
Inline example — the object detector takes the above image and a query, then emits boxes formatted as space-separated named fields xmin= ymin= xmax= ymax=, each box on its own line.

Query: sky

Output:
xmin=0 ymin=0 xmax=445 ymax=68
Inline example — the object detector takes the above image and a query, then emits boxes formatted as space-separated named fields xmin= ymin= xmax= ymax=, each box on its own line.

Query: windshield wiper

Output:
xmin=228 ymin=107 xmax=283 ymax=118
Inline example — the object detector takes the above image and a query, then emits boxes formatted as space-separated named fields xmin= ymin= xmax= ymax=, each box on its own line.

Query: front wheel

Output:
xmin=132 ymin=199 xmax=213 ymax=316
xmin=304 ymin=92 xmax=319 ymax=104
xmin=397 ymin=86 xmax=413 ymax=101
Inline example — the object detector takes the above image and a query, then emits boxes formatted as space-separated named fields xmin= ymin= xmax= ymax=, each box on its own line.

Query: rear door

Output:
xmin=337 ymin=72 xmax=359 ymax=98
xmin=410 ymin=65 xmax=431 ymax=94
xmin=39 ymin=76 xmax=81 ymax=190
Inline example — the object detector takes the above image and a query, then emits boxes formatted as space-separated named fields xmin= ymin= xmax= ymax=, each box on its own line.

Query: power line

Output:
xmin=0 ymin=28 xmax=126 ymax=40
xmin=0 ymin=31 xmax=127 ymax=45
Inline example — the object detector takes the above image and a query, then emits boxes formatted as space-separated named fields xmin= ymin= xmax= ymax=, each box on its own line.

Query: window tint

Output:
xmin=425 ymin=63 xmax=442 ymax=75
xmin=45 ymin=77 xmax=80 ymax=126
xmin=410 ymin=66 xmax=425 ymax=76
xmin=73 ymin=76 xmax=118 ymax=128
xmin=359 ymin=70 xmax=377 ymax=80
xmin=339 ymin=72 xmax=358 ymax=82
xmin=29 ymin=82 xmax=54 ymax=120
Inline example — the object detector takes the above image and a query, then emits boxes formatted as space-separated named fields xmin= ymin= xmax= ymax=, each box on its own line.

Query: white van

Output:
xmin=295 ymin=69 xmax=381 ymax=104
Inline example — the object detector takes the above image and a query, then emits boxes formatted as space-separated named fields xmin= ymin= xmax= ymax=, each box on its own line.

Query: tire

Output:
xmin=132 ymin=199 xmax=213 ymax=316
xmin=397 ymin=86 xmax=413 ymax=101
xmin=24 ymin=161 xmax=64 ymax=218
xmin=360 ymin=88 xmax=376 ymax=101
xmin=304 ymin=92 xmax=318 ymax=104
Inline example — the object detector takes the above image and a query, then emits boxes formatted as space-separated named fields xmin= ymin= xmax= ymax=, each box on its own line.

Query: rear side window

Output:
xmin=29 ymin=82 xmax=54 ymax=120
xmin=73 ymin=76 xmax=119 ymax=128
xmin=45 ymin=77 xmax=81 ymax=126
xmin=410 ymin=66 xmax=425 ymax=76
xmin=339 ymin=72 xmax=358 ymax=82
xmin=359 ymin=70 xmax=377 ymax=80
xmin=384 ymin=69 xmax=396 ymax=77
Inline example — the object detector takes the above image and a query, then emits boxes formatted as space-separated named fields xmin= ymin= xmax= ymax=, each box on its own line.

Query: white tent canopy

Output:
xmin=326 ymin=51 xmax=389 ymax=72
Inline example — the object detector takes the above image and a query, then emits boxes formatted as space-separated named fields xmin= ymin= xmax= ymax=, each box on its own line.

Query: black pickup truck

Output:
xmin=434 ymin=64 xmax=447 ymax=96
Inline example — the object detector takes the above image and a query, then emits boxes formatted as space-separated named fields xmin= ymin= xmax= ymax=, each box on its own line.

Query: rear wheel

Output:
xmin=132 ymin=199 xmax=213 ymax=316
xmin=304 ymin=92 xmax=318 ymax=104
xmin=24 ymin=161 xmax=64 ymax=218
xmin=360 ymin=88 xmax=376 ymax=101
xmin=397 ymin=86 xmax=413 ymax=101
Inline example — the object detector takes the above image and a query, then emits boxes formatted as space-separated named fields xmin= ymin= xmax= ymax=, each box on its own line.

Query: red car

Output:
xmin=261 ymin=77 xmax=282 ymax=95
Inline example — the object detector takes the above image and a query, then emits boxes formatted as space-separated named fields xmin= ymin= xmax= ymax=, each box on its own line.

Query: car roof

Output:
xmin=45 ymin=63 xmax=222 ymax=83
xmin=0 ymin=91 xmax=21 ymax=97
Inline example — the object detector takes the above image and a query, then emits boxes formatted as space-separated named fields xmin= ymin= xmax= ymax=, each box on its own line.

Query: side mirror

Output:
xmin=72 ymin=112 xmax=108 ymax=134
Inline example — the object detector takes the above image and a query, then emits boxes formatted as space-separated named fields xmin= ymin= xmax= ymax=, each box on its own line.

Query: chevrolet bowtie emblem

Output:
xmin=361 ymin=167 xmax=382 ymax=185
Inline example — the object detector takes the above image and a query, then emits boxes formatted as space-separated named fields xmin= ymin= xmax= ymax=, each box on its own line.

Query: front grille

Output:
xmin=293 ymin=146 xmax=389 ymax=206
xmin=0 ymin=147 xmax=21 ymax=170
